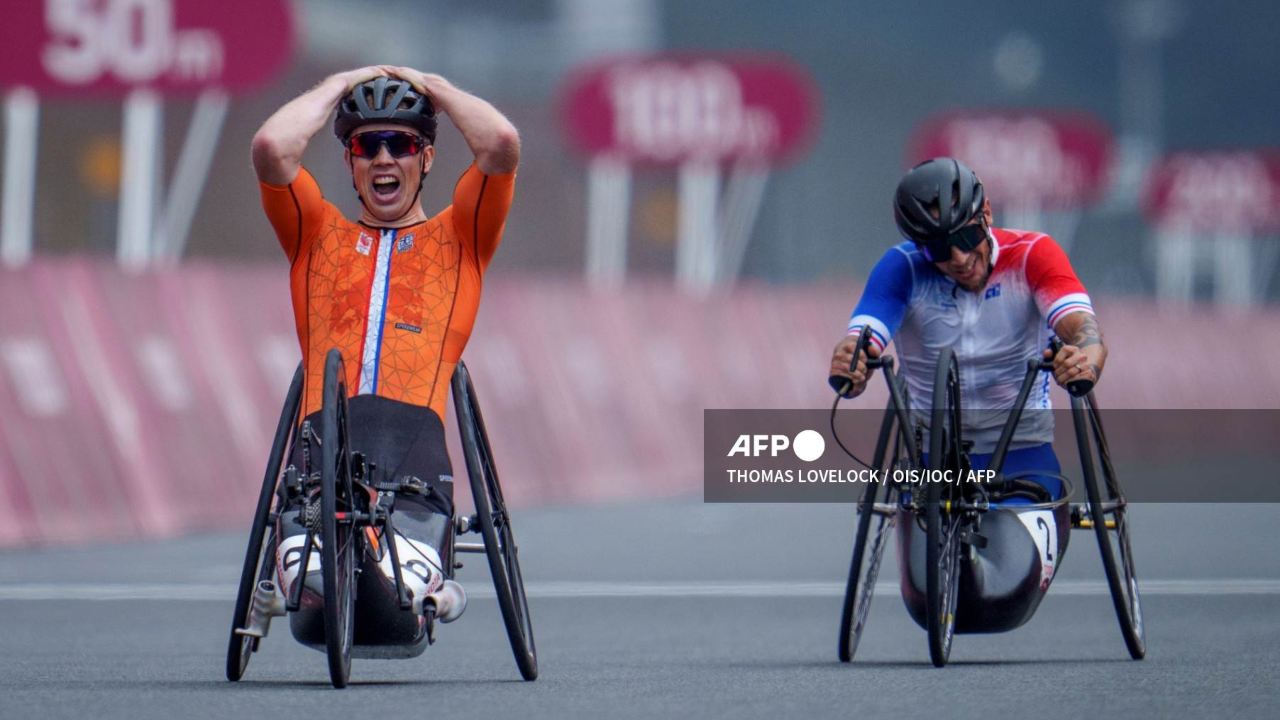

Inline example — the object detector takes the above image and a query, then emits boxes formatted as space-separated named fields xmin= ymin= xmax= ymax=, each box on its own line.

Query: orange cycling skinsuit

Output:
xmin=259 ymin=163 xmax=514 ymax=423
xmin=253 ymin=69 xmax=520 ymax=636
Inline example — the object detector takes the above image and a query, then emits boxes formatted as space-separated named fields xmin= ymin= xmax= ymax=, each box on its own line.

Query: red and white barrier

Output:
xmin=1 ymin=259 xmax=1277 ymax=546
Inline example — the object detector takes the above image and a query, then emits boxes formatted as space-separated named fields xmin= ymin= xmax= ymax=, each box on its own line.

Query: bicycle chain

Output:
xmin=304 ymin=497 xmax=322 ymax=530
xmin=304 ymin=484 xmax=322 ymax=532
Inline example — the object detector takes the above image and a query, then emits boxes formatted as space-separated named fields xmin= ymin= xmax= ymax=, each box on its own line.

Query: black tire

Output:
xmin=926 ymin=347 xmax=963 ymax=668
xmin=838 ymin=400 xmax=899 ymax=662
xmin=226 ymin=364 xmax=303 ymax=681
xmin=320 ymin=350 xmax=358 ymax=688
xmin=453 ymin=362 xmax=538 ymax=681
xmin=1073 ymin=395 xmax=1146 ymax=660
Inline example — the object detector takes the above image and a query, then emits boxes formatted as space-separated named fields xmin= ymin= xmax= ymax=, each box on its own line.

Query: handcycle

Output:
xmin=225 ymin=349 xmax=537 ymax=687
xmin=832 ymin=328 xmax=1145 ymax=667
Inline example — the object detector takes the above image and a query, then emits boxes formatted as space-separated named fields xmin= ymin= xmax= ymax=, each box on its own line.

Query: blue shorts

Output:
xmin=921 ymin=442 xmax=1064 ymax=505
xmin=969 ymin=443 xmax=1064 ymax=504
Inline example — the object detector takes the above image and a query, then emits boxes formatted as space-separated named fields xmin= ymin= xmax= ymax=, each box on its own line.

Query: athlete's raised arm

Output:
xmin=382 ymin=66 xmax=520 ymax=176
xmin=251 ymin=66 xmax=388 ymax=186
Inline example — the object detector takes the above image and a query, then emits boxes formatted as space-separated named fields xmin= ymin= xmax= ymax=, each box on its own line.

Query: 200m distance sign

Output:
xmin=908 ymin=109 xmax=1113 ymax=211
xmin=0 ymin=0 xmax=295 ymax=96
xmin=1142 ymin=150 xmax=1280 ymax=235
xmin=558 ymin=54 xmax=820 ymax=166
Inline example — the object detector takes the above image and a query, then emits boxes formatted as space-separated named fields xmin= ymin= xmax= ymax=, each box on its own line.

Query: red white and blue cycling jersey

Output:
xmin=847 ymin=227 xmax=1094 ymax=452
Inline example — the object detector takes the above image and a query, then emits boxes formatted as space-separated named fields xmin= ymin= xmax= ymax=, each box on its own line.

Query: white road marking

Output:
xmin=0 ymin=578 xmax=1277 ymax=601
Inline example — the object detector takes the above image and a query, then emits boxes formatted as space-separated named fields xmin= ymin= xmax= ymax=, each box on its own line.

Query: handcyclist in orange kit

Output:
xmin=251 ymin=65 xmax=519 ymax=626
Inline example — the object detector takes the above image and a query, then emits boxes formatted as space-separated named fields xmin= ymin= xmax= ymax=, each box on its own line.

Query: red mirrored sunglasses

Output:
xmin=346 ymin=130 xmax=426 ymax=158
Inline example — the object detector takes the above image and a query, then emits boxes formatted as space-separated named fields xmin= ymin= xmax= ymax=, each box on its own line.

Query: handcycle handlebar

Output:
xmin=1047 ymin=336 xmax=1094 ymax=398
xmin=828 ymin=325 xmax=874 ymax=396
xmin=827 ymin=324 xmax=913 ymax=471
xmin=828 ymin=326 xmax=1095 ymax=477
xmin=832 ymin=327 xmax=1092 ymax=398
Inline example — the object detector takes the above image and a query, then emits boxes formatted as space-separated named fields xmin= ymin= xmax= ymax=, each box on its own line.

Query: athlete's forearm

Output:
xmin=391 ymin=68 xmax=520 ymax=175
xmin=1054 ymin=312 xmax=1107 ymax=378
xmin=252 ymin=69 xmax=379 ymax=185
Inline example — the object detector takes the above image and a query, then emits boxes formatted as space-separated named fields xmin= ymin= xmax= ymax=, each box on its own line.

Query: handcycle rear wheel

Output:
xmin=1073 ymin=394 xmax=1146 ymax=660
xmin=838 ymin=401 xmax=899 ymax=662
xmin=226 ymin=363 xmax=303 ymax=681
xmin=838 ymin=479 xmax=896 ymax=662
xmin=925 ymin=347 xmax=963 ymax=668
xmin=320 ymin=350 xmax=359 ymax=688
xmin=453 ymin=363 xmax=538 ymax=681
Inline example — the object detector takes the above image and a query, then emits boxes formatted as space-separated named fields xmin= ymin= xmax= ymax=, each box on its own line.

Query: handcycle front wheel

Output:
xmin=1073 ymin=394 xmax=1146 ymax=660
xmin=925 ymin=347 xmax=963 ymax=668
xmin=453 ymin=362 xmax=538 ymax=681
xmin=320 ymin=350 xmax=359 ymax=688
xmin=226 ymin=363 xmax=303 ymax=681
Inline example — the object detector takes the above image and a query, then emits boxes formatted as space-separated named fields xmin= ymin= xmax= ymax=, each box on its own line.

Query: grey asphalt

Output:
xmin=2 ymin=501 xmax=1279 ymax=719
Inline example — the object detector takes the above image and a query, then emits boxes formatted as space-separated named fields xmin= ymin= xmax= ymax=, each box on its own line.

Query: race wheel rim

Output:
xmin=490 ymin=489 xmax=535 ymax=652
xmin=226 ymin=363 xmax=302 ymax=683
xmin=852 ymin=510 xmax=894 ymax=651
xmin=454 ymin=364 xmax=538 ymax=680
xmin=1075 ymin=396 xmax=1146 ymax=660
xmin=937 ymin=502 xmax=961 ymax=655
xmin=320 ymin=350 xmax=356 ymax=687
xmin=926 ymin=348 xmax=962 ymax=667
xmin=483 ymin=453 xmax=538 ymax=670
xmin=1114 ymin=507 xmax=1145 ymax=642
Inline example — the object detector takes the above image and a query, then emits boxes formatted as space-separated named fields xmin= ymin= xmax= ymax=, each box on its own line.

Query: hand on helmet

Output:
xmin=378 ymin=66 xmax=447 ymax=98
xmin=337 ymin=66 xmax=389 ymax=91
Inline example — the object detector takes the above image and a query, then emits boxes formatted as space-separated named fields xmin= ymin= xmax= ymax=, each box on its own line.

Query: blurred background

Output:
xmin=1 ymin=0 xmax=1278 ymax=547
xmin=10 ymin=0 xmax=1280 ymax=290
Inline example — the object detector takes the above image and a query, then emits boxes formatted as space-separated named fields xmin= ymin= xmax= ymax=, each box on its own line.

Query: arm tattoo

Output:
xmin=1070 ymin=315 xmax=1103 ymax=349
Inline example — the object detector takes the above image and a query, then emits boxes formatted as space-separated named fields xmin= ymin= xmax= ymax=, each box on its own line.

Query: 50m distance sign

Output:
xmin=0 ymin=0 xmax=295 ymax=96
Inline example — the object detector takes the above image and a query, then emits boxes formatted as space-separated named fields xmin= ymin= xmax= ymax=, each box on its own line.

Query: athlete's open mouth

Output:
xmin=372 ymin=175 xmax=401 ymax=201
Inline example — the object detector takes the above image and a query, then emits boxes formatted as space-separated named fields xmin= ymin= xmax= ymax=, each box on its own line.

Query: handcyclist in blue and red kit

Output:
xmin=828 ymin=157 xmax=1108 ymax=500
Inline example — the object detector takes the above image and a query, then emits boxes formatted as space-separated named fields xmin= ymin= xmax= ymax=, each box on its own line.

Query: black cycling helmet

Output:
xmin=333 ymin=76 xmax=437 ymax=144
xmin=893 ymin=157 xmax=985 ymax=243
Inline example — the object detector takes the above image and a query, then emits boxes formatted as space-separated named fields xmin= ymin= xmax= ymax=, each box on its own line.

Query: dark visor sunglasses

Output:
xmin=915 ymin=223 xmax=988 ymax=263
xmin=347 ymin=130 xmax=426 ymax=158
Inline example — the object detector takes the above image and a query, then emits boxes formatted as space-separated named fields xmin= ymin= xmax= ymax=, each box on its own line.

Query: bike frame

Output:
xmin=861 ymin=336 xmax=1076 ymax=512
